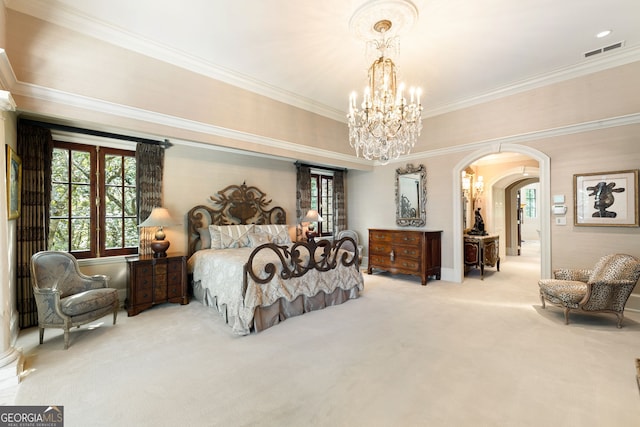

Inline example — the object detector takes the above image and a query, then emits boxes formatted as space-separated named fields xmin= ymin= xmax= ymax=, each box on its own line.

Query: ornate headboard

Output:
xmin=187 ymin=182 xmax=287 ymax=257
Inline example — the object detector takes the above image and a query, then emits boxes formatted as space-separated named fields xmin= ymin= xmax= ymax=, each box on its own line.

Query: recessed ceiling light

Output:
xmin=596 ymin=30 xmax=612 ymax=38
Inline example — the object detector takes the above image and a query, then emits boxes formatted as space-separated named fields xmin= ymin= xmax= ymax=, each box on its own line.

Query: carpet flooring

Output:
xmin=13 ymin=244 xmax=640 ymax=426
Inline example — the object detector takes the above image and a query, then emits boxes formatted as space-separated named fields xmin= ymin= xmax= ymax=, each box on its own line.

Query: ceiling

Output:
xmin=6 ymin=0 xmax=640 ymax=122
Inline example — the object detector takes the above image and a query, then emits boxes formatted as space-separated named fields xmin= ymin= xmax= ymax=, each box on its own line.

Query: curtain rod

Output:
xmin=19 ymin=118 xmax=172 ymax=148
xmin=294 ymin=161 xmax=347 ymax=173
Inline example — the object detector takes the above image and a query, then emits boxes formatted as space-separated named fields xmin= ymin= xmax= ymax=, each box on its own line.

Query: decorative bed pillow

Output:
xmin=197 ymin=227 xmax=211 ymax=249
xmin=255 ymin=224 xmax=292 ymax=245
xmin=247 ymin=232 xmax=271 ymax=247
xmin=209 ymin=224 xmax=255 ymax=249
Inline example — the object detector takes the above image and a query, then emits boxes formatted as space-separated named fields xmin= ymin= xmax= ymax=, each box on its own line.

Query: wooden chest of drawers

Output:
xmin=368 ymin=229 xmax=442 ymax=285
xmin=125 ymin=253 xmax=189 ymax=316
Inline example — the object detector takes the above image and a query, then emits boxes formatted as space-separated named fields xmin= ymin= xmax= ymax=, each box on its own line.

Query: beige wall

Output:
xmin=529 ymin=125 xmax=640 ymax=265
xmin=2 ymin=8 xmax=640 ymax=311
xmin=417 ymin=61 xmax=640 ymax=152
xmin=163 ymin=143 xmax=298 ymax=253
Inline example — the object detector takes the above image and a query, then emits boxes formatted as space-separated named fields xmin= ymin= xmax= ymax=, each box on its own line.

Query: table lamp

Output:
xmin=139 ymin=207 xmax=177 ymax=257
xmin=301 ymin=209 xmax=323 ymax=242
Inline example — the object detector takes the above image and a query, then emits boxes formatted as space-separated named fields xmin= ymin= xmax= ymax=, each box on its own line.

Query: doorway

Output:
xmin=505 ymin=178 xmax=540 ymax=257
xmin=452 ymin=144 xmax=551 ymax=283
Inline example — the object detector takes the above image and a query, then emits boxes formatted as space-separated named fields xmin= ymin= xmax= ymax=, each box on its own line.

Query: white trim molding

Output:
xmin=0 ymin=91 xmax=16 ymax=112
xmin=0 ymin=49 xmax=18 ymax=92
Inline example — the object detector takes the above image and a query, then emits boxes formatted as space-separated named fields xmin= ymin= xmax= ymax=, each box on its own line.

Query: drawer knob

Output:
xmin=390 ymin=250 xmax=395 ymax=262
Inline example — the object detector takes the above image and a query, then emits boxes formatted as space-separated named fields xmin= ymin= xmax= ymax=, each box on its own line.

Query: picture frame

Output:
xmin=6 ymin=144 xmax=22 ymax=220
xmin=574 ymin=169 xmax=639 ymax=227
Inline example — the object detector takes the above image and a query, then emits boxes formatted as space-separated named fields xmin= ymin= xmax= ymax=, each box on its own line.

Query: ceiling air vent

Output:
xmin=603 ymin=41 xmax=623 ymax=52
xmin=584 ymin=40 xmax=625 ymax=58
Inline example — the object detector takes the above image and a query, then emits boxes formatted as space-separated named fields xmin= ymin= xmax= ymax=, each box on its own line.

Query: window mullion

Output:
xmin=66 ymin=149 xmax=73 ymax=251
xmin=95 ymin=146 xmax=101 ymax=257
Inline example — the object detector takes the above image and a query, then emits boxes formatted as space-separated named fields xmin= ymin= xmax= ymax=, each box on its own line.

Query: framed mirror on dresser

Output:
xmin=396 ymin=163 xmax=426 ymax=226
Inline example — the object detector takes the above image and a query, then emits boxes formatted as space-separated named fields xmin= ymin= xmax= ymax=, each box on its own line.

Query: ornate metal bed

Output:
xmin=187 ymin=182 xmax=363 ymax=335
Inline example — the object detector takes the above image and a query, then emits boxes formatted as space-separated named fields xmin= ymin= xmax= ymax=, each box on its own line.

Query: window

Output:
xmin=310 ymin=172 xmax=334 ymax=236
xmin=49 ymin=141 xmax=138 ymax=258
xmin=524 ymin=187 xmax=537 ymax=218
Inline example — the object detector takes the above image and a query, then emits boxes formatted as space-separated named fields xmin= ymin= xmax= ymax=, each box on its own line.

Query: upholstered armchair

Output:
xmin=336 ymin=230 xmax=363 ymax=265
xmin=31 ymin=251 xmax=119 ymax=349
xmin=538 ymin=253 xmax=640 ymax=328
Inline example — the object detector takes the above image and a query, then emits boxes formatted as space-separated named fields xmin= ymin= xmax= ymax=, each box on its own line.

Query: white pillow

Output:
xmin=209 ymin=224 xmax=255 ymax=249
xmin=247 ymin=232 xmax=271 ymax=247
xmin=255 ymin=224 xmax=292 ymax=245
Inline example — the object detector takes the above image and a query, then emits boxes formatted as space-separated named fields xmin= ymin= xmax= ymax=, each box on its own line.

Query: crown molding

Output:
xmin=3 ymin=0 xmax=346 ymax=123
xmin=386 ymin=112 xmax=640 ymax=165
xmin=0 ymin=49 xmax=18 ymax=91
xmin=0 ymin=90 xmax=16 ymax=111
xmin=7 ymin=0 xmax=640 ymax=124
xmin=0 ymin=50 xmax=17 ymax=110
xmin=423 ymin=44 xmax=640 ymax=118
xmin=13 ymin=80 xmax=371 ymax=167
xmin=11 ymin=78 xmax=640 ymax=168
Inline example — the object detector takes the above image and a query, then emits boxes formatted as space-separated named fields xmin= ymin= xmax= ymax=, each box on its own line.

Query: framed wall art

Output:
xmin=574 ymin=169 xmax=639 ymax=227
xmin=6 ymin=144 xmax=22 ymax=220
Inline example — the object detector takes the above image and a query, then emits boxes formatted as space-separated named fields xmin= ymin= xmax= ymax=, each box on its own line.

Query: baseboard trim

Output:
xmin=626 ymin=294 xmax=640 ymax=313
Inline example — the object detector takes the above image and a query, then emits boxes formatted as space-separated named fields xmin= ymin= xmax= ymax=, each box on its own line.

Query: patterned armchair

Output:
xmin=31 ymin=251 xmax=119 ymax=349
xmin=538 ymin=253 xmax=640 ymax=328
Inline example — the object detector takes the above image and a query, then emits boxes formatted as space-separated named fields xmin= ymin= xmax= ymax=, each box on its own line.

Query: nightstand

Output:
xmin=125 ymin=253 xmax=189 ymax=316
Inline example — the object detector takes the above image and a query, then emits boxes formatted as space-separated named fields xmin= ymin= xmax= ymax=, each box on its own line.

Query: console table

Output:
xmin=368 ymin=229 xmax=442 ymax=285
xmin=464 ymin=234 xmax=500 ymax=280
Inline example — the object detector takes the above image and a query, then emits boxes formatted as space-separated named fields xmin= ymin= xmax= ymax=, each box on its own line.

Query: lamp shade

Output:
xmin=301 ymin=209 xmax=323 ymax=223
xmin=138 ymin=207 xmax=177 ymax=228
xmin=139 ymin=207 xmax=178 ymax=257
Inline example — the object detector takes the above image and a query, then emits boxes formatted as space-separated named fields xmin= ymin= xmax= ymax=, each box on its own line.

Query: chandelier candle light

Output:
xmin=348 ymin=8 xmax=422 ymax=165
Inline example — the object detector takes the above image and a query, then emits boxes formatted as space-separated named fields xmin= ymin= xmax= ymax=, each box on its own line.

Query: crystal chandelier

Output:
xmin=348 ymin=19 xmax=422 ymax=165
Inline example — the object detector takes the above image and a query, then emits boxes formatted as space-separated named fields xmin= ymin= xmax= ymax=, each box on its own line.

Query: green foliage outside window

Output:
xmin=49 ymin=143 xmax=137 ymax=257
xmin=524 ymin=188 xmax=537 ymax=218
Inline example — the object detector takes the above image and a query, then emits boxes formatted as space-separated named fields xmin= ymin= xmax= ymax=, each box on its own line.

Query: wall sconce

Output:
xmin=301 ymin=209 xmax=323 ymax=242
xmin=139 ymin=207 xmax=178 ymax=258
xmin=461 ymin=171 xmax=471 ymax=195
xmin=474 ymin=175 xmax=484 ymax=195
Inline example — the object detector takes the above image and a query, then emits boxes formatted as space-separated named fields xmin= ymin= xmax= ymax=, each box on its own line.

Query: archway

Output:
xmin=451 ymin=144 xmax=551 ymax=283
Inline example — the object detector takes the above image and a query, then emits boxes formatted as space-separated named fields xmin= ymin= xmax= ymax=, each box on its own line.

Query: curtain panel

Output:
xmin=16 ymin=122 xmax=53 ymax=328
xmin=295 ymin=165 xmax=311 ymax=242
xmin=333 ymin=170 xmax=346 ymax=235
xmin=136 ymin=143 xmax=164 ymax=256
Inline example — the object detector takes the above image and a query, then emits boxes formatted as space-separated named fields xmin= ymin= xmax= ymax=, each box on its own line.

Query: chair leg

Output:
xmin=39 ymin=327 xmax=44 ymax=345
xmin=64 ymin=328 xmax=70 ymax=350
xmin=563 ymin=308 xmax=570 ymax=325
xmin=616 ymin=313 xmax=624 ymax=328
xmin=539 ymin=291 xmax=546 ymax=309
xmin=113 ymin=308 xmax=118 ymax=325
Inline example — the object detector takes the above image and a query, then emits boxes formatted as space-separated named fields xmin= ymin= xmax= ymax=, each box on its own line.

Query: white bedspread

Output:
xmin=188 ymin=245 xmax=364 ymax=334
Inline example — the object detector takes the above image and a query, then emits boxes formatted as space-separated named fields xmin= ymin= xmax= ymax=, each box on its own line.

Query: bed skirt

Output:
xmin=192 ymin=280 xmax=360 ymax=334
